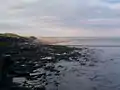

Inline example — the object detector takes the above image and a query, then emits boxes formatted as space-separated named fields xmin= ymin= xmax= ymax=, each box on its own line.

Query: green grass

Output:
xmin=0 ymin=33 xmax=20 ymax=38
xmin=0 ymin=33 xmax=25 ymax=38
xmin=0 ymin=33 xmax=32 ymax=40
xmin=0 ymin=42 xmax=10 ymax=46
xmin=0 ymin=33 xmax=24 ymax=47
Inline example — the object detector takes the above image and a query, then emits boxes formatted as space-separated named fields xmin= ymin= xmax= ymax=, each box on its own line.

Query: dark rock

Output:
xmin=47 ymin=73 xmax=52 ymax=76
xmin=11 ymin=86 xmax=31 ymax=90
xmin=58 ymin=65 xmax=63 ymax=68
xmin=44 ymin=64 xmax=55 ymax=71
xmin=80 ymin=62 xmax=86 ymax=66
xmin=10 ymin=71 xmax=30 ymax=77
xmin=110 ymin=59 xmax=114 ymax=61
xmin=54 ymin=81 xmax=59 ymax=87
xmin=34 ymin=86 xmax=46 ymax=90
xmin=0 ymin=54 xmax=13 ymax=83
xmin=29 ymin=36 xmax=37 ymax=40
xmin=89 ymin=63 xmax=95 ymax=66
xmin=54 ymin=72 xmax=60 ymax=76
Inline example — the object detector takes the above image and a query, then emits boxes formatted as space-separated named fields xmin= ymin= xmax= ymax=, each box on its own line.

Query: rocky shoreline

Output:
xmin=0 ymin=34 xmax=98 ymax=90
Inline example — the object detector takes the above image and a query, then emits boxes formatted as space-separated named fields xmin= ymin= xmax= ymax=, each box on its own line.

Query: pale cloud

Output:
xmin=108 ymin=3 xmax=120 ymax=9
xmin=0 ymin=0 xmax=120 ymax=37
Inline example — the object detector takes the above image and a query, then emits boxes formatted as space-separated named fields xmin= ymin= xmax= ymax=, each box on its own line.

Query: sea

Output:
xmin=55 ymin=37 xmax=120 ymax=90
xmin=56 ymin=37 xmax=120 ymax=46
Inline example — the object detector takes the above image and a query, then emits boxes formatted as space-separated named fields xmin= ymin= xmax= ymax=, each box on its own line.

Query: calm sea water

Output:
xmin=57 ymin=37 xmax=120 ymax=46
xmin=56 ymin=38 xmax=120 ymax=90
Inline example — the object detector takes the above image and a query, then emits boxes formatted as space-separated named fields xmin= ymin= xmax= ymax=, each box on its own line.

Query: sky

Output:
xmin=0 ymin=0 xmax=120 ymax=37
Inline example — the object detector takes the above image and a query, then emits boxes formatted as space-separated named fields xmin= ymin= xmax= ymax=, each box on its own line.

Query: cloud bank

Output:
xmin=0 ymin=0 xmax=120 ymax=37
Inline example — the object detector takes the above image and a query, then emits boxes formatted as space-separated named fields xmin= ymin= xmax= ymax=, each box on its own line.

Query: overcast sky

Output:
xmin=0 ymin=0 xmax=120 ymax=37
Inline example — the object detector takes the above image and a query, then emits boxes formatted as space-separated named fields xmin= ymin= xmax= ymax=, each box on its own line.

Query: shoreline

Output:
xmin=0 ymin=33 xmax=88 ymax=90
xmin=1 ymin=33 xmax=120 ymax=90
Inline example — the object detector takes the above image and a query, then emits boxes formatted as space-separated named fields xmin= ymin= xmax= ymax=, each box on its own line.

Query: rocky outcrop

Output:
xmin=0 ymin=33 xmax=98 ymax=90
